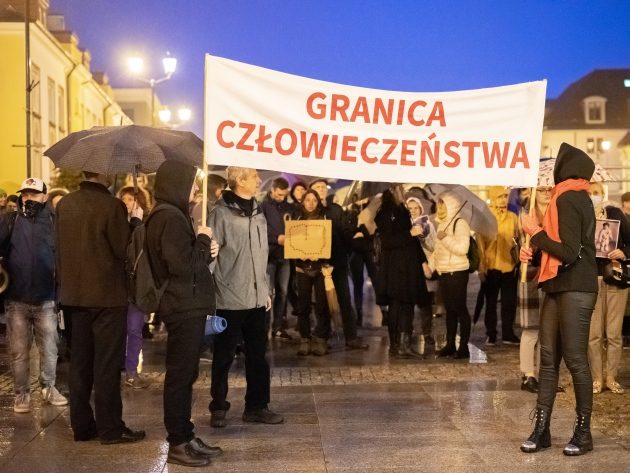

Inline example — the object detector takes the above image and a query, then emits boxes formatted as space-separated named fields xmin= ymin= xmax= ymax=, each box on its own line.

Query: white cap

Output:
xmin=18 ymin=177 xmax=47 ymax=194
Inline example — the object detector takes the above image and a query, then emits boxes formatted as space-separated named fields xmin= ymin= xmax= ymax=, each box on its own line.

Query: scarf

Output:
xmin=538 ymin=178 xmax=590 ymax=283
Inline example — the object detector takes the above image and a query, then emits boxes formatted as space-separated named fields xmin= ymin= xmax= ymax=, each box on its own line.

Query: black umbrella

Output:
xmin=44 ymin=125 xmax=203 ymax=175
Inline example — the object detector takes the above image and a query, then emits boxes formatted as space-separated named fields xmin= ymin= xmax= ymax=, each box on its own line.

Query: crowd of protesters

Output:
xmin=0 ymin=142 xmax=629 ymax=462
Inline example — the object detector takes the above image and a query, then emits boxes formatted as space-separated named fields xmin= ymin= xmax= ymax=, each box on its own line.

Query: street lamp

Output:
xmin=159 ymin=106 xmax=192 ymax=129
xmin=127 ymin=52 xmax=177 ymax=126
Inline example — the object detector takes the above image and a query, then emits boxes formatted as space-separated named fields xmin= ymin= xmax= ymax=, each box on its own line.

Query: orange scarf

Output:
xmin=538 ymin=178 xmax=590 ymax=283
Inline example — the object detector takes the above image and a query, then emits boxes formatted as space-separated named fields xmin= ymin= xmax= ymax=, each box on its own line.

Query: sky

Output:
xmin=51 ymin=0 xmax=630 ymax=137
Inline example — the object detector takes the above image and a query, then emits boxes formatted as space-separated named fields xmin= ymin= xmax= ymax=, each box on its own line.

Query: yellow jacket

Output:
xmin=476 ymin=207 xmax=518 ymax=273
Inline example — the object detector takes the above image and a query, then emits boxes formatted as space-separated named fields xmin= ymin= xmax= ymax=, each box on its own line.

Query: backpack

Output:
xmin=455 ymin=218 xmax=480 ymax=273
xmin=126 ymin=203 xmax=173 ymax=313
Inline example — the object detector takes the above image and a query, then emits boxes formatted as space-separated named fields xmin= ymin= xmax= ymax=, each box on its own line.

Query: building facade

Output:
xmin=0 ymin=0 xmax=131 ymax=193
xmin=542 ymin=69 xmax=630 ymax=198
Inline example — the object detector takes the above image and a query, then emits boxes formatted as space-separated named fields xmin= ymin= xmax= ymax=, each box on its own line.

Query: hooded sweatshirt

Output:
xmin=429 ymin=191 xmax=470 ymax=273
xmin=530 ymin=143 xmax=598 ymax=293
xmin=145 ymin=160 xmax=215 ymax=320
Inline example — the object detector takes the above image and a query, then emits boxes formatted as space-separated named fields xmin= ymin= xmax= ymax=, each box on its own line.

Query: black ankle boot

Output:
xmin=521 ymin=407 xmax=551 ymax=453
xmin=563 ymin=413 xmax=593 ymax=456
xmin=436 ymin=343 xmax=456 ymax=358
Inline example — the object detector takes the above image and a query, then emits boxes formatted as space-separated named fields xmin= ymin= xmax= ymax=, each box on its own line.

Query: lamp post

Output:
xmin=127 ymin=52 xmax=177 ymax=126
xmin=158 ymin=106 xmax=192 ymax=129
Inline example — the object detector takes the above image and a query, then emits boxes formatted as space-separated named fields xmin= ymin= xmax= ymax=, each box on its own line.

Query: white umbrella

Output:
xmin=424 ymin=184 xmax=497 ymax=238
xmin=537 ymin=158 xmax=616 ymax=187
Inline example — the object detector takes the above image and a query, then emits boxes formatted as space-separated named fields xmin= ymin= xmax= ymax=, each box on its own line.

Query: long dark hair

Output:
xmin=299 ymin=189 xmax=324 ymax=219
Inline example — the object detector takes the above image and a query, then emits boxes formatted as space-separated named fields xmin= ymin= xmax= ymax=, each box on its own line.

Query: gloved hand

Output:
xmin=130 ymin=205 xmax=143 ymax=221
xmin=521 ymin=213 xmax=542 ymax=237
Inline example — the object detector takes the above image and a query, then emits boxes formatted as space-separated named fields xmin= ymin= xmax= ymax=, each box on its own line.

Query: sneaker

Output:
xmin=125 ymin=374 xmax=149 ymax=390
xmin=42 ymin=386 xmax=68 ymax=406
xmin=14 ymin=393 xmax=31 ymax=413
xmin=485 ymin=336 xmax=496 ymax=346
xmin=272 ymin=329 xmax=291 ymax=340
xmin=592 ymin=381 xmax=602 ymax=394
xmin=607 ymin=380 xmax=625 ymax=394
xmin=242 ymin=408 xmax=284 ymax=424
xmin=502 ymin=335 xmax=520 ymax=345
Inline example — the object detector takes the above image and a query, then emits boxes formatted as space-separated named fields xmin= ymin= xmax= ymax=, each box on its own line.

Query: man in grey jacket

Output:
xmin=208 ymin=166 xmax=283 ymax=428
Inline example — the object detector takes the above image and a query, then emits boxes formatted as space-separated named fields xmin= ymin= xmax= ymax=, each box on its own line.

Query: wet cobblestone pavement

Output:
xmin=1 ymin=278 xmax=629 ymax=472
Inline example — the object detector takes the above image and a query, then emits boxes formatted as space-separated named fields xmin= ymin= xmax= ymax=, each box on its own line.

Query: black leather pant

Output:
xmin=537 ymin=291 xmax=596 ymax=415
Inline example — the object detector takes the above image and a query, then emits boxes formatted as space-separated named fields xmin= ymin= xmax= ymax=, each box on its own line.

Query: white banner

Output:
xmin=205 ymin=54 xmax=546 ymax=186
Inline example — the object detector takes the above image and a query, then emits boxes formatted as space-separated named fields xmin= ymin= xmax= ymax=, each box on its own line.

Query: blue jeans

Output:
xmin=5 ymin=300 xmax=59 ymax=394
xmin=267 ymin=259 xmax=291 ymax=331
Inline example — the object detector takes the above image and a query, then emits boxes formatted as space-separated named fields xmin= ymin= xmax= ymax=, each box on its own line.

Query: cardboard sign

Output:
xmin=284 ymin=220 xmax=332 ymax=260
xmin=205 ymin=54 xmax=546 ymax=186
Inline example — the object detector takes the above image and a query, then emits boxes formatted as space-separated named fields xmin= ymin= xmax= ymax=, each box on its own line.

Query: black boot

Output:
xmin=563 ymin=413 xmax=593 ymax=456
xmin=520 ymin=407 xmax=551 ymax=453
xmin=380 ymin=307 xmax=389 ymax=327
xmin=396 ymin=333 xmax=423 ymax=359
xmin=388 ymin=321 xmax=398 ymax=355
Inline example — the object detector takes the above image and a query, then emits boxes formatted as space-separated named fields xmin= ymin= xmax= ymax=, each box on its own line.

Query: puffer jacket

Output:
xmin=208 ymin=191 xmax=270 ymax=310
xmin=0 ymin=204 xmax=55 ymax=302
xmin=429 ymin=191 xmax=470 ymax=274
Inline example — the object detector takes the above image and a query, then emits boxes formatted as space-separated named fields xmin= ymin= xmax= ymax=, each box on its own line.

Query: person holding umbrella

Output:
xmin=428 ymin=191 xmax=472 ymax=360
xmin=56 ymin=172 xmax=145 ymax=444
xmin=519 ymin=143 xmax=598 ymax=456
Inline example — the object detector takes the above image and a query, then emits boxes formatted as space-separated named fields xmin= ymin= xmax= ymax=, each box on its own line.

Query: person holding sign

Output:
xmin=310 ymin=179 xmax=368 ymax=350
xmin=519 ymin=143 xmax=597 ymax=456
xmin=293 ymin=189 xmax=331 ymax=356
xmin=586 ymin=181 xmax=630 ymax=395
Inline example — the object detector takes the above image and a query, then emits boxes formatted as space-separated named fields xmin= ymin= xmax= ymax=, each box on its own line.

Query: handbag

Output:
xmin=603 ymin=260 xmax=630 ymax=288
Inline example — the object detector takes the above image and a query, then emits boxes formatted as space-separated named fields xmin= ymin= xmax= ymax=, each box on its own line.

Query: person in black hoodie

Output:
xmin=145 ymin=160 xmax=221 ymax=467
xmin=519 ymin=143 xmax=598 ymax=456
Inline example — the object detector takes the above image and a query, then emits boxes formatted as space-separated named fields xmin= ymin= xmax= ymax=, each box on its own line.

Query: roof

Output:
xmin=544 ymin=69 xmax=630 ymax=130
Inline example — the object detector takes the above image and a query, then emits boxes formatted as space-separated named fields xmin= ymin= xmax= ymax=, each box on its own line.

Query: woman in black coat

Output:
xmin=520 ymin=143 xmax=598 ymax=456
xmin=375 ymin=184 xmax=430 ymax=358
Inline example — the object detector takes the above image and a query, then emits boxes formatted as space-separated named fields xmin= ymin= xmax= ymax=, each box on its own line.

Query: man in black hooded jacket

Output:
xmin=146 ymin=160 xmax=222 ymax=467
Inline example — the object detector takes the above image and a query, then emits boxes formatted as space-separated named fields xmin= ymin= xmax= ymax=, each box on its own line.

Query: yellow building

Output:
xmin=0 ymin=0 xmax=132 ymax=193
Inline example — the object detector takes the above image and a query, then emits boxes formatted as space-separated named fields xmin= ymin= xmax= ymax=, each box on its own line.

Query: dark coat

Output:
xmin=374 ymin=197 xmax=429 ymax=306
xmin=531 ymin=143 xmax=598 ymax=294
xmin=259 ymin=193 xmax=294 ymax=261
xmin=56 ymin=181 xmax=130 ymax=307
xmin=0 ymin=205 xmax=55 ymax=302
xmin=146 ymin=160 xmax=216 ymax=320
xmin=324 ymin=202 xmax=354 ymax=267
xmin=596 ymin=205 xmax=630 ymax=276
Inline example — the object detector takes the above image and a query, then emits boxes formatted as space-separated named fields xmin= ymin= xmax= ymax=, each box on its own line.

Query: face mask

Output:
xmin=590 ymin=195 xmax=602 ymax=207
xmin=21 ymin=199 xmax=45 ymax=218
